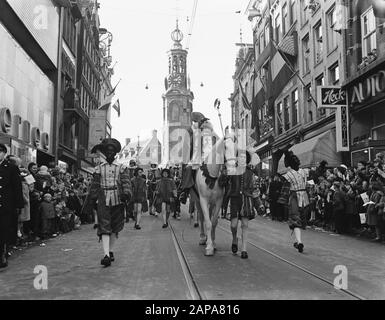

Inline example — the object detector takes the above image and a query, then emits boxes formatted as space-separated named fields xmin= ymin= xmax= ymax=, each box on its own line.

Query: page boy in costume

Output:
xmin=228 ymin=151 xmax=258 ymax=259
xmin=147 ymin=162 xmax=160 ymax=216
xmin=131 ymin=167 xmax=147 ymax=230
xmin=88 ymin=139 xmax=132 ymax=267
xmin=281 ymin=150 xmax=309 ymax=253
xmin=155 ymin=168 xmax=177 ymax=228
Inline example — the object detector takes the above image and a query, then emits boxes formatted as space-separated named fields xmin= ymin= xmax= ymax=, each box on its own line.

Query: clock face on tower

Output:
xmin=168 ymin=74 xmax=183 ymax=87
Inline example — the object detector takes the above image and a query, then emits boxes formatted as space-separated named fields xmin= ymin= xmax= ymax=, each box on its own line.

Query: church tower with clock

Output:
xmin=162 ymin=21 xmax=194 ymax=165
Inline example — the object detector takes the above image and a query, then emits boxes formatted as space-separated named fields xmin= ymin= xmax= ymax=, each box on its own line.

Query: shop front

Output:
xmin=0 ymin=108 xmax=53 ymax=168
xmin=345 ymin=61 xmax=385 ymax=166
xmin=0 ymin=21 xmax=55 ymax=167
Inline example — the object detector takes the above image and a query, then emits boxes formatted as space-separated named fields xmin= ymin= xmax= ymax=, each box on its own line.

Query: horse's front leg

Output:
xmin=211 ymin=199 xmax=223 ymax=251
xmin=195 ymin=201 xmax=206 ymax=245
xmin=199 ymin=197 xmax=213 ymax=256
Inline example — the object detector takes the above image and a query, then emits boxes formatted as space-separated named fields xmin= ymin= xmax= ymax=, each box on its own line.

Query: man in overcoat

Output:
xmin=0 ymin=144 xmax=24 ymax=268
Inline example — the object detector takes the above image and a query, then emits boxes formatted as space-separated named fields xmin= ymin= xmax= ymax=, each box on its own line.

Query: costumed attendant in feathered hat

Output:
xmin=281 ymin=150 xmax=310 ymax=253
xmin=88 ymin=138 xmax=132 ymax=267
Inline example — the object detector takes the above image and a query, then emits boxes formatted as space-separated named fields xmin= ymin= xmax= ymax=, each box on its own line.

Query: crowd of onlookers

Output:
xmin=5 ymin=155 xmax=92 ymax=256
xmin=6 ymin=151 xmax=385 ymax=258
xmin=256 ymin=153 xmax=385 ymax=242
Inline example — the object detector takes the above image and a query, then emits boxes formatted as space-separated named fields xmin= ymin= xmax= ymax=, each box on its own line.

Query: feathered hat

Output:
xmin=91 ymin=138 xmax=122 ymax=155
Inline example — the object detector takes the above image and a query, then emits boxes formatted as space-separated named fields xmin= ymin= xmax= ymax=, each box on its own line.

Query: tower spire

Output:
xmin=171 ymin=19 xmax=184 ymax=49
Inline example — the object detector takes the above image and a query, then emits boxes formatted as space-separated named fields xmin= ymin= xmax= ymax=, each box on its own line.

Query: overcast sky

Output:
xmin=98 ymin=0 xmax=252 ymax=145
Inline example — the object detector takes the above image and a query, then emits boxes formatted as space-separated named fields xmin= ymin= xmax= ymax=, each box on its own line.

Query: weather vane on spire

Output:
xmin=171 ymin=19 xmax=184 ymax=48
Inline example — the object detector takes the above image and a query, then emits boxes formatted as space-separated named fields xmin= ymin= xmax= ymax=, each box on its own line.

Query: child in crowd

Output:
xmin=39 ymin=194 xmax=56 ymax=239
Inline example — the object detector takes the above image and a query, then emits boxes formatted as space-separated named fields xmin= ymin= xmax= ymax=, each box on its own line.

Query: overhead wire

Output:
xmin=186 ymin=0 xmax=199 ymax=51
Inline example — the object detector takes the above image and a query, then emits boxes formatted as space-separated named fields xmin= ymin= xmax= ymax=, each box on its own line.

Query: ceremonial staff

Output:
xmin=214 ymin=98 xmax=224 ymax=137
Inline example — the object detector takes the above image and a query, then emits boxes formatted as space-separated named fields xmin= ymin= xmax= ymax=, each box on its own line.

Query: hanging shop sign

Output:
xmin=0 ymin=107 xmax=50 ymax=150
xmin=317 ymin=86 xmax=349 ymax=152
xmin=317 ymin=86 xmax=347 ymax=108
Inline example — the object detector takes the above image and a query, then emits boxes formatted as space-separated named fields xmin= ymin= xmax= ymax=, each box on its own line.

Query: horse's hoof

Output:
xmin=205 ymin=248 xmax=214 ymax=256
xmin=199 ymin=239 xmax=207 ymax=246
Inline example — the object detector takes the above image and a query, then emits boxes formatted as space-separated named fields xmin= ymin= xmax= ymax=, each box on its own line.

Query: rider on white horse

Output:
xmin=179 ymin=112 xmax=211 ymax=204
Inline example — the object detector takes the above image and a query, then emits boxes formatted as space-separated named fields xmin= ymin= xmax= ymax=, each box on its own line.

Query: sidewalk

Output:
xmin=0 ymin=216 xmax=192 ymax=299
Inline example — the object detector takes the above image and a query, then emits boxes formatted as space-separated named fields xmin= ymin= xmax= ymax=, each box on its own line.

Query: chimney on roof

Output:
xmin=125 ymin=138 xmax=131 ymax=146
xmin=152 ymin=130 xmax=157 ymax=138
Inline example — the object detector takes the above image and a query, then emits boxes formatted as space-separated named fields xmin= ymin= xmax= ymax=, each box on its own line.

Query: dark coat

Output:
xmin=228 ymin=168 xmax=255 ymax=197
xmin=268 ymin=180 xmax=283 ymax=202
xmin=156 ymin=178 xmax=176 ymax=203
xmin=332 ymin=190 xmax=346 ymax=213
xmin=0 ymin=159 xmax=24 ymax=244
xmin=131 ymin=176 xmax=147 ymax=203
xmin=67 ymin=194 xmax=82 ymax=215
xmin=345 ymin=190 xmax=357 ymax=215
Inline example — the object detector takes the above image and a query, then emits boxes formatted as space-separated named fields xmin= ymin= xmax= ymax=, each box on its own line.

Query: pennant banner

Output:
xmin=112 ymin=99 xmax=121 ymax=117
xmin=238 ymin=80 xmax=251 ymax=110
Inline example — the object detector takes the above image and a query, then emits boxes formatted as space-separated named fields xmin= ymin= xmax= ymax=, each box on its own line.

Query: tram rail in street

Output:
xmin=216 ymin=223 xmax=366 ymax=301
xmin=170 ymin=222 xmax=205 ymax=300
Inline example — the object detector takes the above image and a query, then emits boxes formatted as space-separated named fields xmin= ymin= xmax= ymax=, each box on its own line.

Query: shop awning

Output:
xmin=277 ymin=130 xmax=342 ymax=173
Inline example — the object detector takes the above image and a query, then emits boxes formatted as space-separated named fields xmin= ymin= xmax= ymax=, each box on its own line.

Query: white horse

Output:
xmin=190 ymin=125 xmax=238 ymax=256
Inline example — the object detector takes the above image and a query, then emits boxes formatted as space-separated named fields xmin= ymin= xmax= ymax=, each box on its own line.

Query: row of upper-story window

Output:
xmin=84 ymin=29 xmax=99 ymax=66
xmin=301 ymin=6 xmax=340 ymax=74
xmin=63 ymin=8 xmax=78 ymax=54
xmin=82 ymin=59 xmax=100 ymax=95
xmin=275 ymin=60 xmax=339 ymax=136
xmin=358 ymin=6 xmax=378 ymax=69
xmin=80 ymin=83 xmax=98 ymax=116
xmin=255 ymin=1 xmax=339 ymax=61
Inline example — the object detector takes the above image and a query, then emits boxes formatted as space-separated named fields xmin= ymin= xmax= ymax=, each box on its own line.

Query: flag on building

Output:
xmin=238 ymin=79 xmax=251 ymax=110
xmin=276 ymin=32 xmax=298 ymax=70
xmin=99 ymin=91 xmax=114 ymax=110
xmin=277 ymin=34 xmax=298 ymax=57
xmin=112 ymin=99 xmax=121 ymax=117
xmin=372 ymin=0 xmax=385 ymax=18
xmin=98 ymin=82 xmax=119 ymax=110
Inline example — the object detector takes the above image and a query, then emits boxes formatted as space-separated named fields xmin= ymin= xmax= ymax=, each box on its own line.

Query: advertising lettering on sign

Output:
xmin=317 ymin=86 xmax=347 ymax=109
xmin=316 ymin=87 xmax=349 ymax=152
xmin=0 ymin=107 xmax=50 ymax=150
xmin=350 ymin=70 xmax=385 ymax=105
